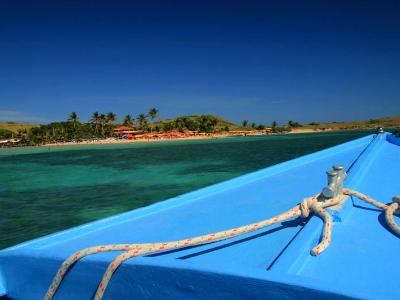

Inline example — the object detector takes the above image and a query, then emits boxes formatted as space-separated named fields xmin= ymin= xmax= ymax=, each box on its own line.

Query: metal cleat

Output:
xmin=332 ymin=164 xmax=347 ymax=195
xmin=322 ymin=170 xmax=338 ymax=198
xmin=376 ymin=127 xmax=384 ymax=134
xmin=322 ymin=164 xmax=347 ymax=198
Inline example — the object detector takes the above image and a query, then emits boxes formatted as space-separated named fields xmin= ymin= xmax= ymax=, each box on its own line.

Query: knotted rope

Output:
xmin=344 ymin=189 xmax=400 ymax=235
xmin=45 ymin=189 xmax=400 ymax=300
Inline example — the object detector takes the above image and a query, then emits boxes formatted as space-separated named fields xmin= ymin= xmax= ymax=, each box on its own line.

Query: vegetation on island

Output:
xmin=1 ymin=111 xmax=399 ymax=147
xmin=298 ymin=116 xmax=400 ymax=132
xmin=0 ymin=109 xmax=252 ymax=145
xmin=0 ymin=122 xmax=38 ymax=140
xmin=156 ymin=114 xmax=238 ymax=133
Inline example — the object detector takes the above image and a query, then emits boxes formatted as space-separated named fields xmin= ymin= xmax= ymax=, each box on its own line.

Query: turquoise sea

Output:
xmin=0 ymin=131 xmax=372 ymax=249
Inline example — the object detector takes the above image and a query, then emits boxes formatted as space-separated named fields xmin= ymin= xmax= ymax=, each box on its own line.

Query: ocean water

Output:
xmin=0 ymin=131 xmax=372 ymax=249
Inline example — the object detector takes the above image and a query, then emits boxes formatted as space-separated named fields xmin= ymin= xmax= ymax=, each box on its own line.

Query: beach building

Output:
xmin=113 ymin=126 xmax=134 ymax=134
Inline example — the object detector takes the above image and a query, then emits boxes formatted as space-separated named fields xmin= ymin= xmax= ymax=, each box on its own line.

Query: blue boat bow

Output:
xmin=1 ymin=132 xmax=399 ymax=300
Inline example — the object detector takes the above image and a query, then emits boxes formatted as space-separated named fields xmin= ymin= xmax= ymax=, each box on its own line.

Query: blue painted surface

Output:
xmin=0 ymin=271 xmax=5 ymax=297
xmin=0 ymin=133 xmax=399 ymax=299
xmin=387 ymin=133 xmax=400 ymax=146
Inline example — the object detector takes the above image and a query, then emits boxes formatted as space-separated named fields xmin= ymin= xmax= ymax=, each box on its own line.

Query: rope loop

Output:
xmin=392 ymin=196 xmax=400 ymax=215
xmin=385 ymin=196 xmax=400 ymax=236
xmin=300 ymin=195 xmax=318 ymax=218
xmin=45 ymin=189 xmax=399 ymax=300
xmin=310 ymin=202 xmax=333 ymax=256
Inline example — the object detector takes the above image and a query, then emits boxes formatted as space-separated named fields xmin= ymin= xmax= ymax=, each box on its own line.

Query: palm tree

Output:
xmin=242 ymin=120 xmax=248 ymax=128
xmin=123 ymin=114 xmax=134 ymax=127
xmin=68 ymin=112 xmax=78 ymax=126
xmin=90 ymin=112 xmax=100 ymax=136
xmin=148 ymin=108 xmax=159 ymax=121
xmin=137 ymin=113 xmax=148 ymax=131
xmin=68 ymin=112 xmax=79 ymax=138
xmin=106 ymin=112 xmax=116 ymax=124
xmin=104 ymin=112 xmax=116 ymax=137
xmin=251 ymin=122 xmax=256 ymax=129
xmin=148 ymin=108 xmax=159 ymax=132
xmin=99 ymin=114 xmax=106 ymax=137
xmin=90 ymin=112 xmax=99 ymax=123
xmin=271 ymin=121 xmax=277 ymax=133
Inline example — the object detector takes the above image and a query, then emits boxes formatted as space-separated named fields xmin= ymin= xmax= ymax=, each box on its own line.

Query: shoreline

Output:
xmin=39 ymin=130 xmax=333 ymax=148
xmin=40 ymin=132 xmax=275 ymax=148
xmin=39 ymin=128 xmax=362 ymax=148
xmin=42 ymin=135 xmax=215 ymax=148
xmin=1 ymin=128 xmax=377 ymax=149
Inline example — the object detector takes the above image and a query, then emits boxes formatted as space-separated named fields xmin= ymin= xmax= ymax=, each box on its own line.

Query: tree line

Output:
xmin=1 ymin=107 xmax=310 ymax=145
xmin=241 ymin=119 xmax=303 ymax=133
xmin=26 ymin=108 xmax=159 ymax=144
xmin=18 ymin=109 xmax=231 ymax=145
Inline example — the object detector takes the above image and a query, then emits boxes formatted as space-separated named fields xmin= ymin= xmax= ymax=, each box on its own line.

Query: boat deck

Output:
xmin=0 ymin=133 xmax=399 ymax=299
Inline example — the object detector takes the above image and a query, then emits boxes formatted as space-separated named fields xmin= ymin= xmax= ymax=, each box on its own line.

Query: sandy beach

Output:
xmin=39 ymin=131 xmax=274 ymax=148
xmin=37 ymin=129 xmax=353 ymax=148
xmin=288 ymin=128 xmax=336 ymax=134
xmin=41 ymin=135 xmax=215 ymax=148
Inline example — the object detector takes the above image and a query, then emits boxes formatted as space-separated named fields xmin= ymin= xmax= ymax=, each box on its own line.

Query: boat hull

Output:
xmin=1 ymin=133 xmax=399 ymax=299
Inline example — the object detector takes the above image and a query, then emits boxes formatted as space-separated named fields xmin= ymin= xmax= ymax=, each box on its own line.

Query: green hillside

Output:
xmin=0 ymin=122 xmax=39 ymax=133
xmin=299 ymin=116 xmax=400 ymax=131
xmin=0 ymin=122 xmax=39 ymax=139
xmin=151 ymin=114 xmax=242 ymax=131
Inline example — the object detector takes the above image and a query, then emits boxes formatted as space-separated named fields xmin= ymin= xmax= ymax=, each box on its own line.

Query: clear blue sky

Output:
xmin=1 ymin=1 xmax=399 ymax=125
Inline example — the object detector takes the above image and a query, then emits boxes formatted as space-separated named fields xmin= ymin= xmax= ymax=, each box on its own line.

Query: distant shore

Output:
xmin=38 ymin=128 xmax=348 ymax=148
xmin=40 ymin=132 xmax=269 ymax=148
xmin=0 ymin=127 xmax=381 ymax=149
xmin=288 ymin=128 xmax=336 ymax=134
xmin=41 ymin=135 xmax=214 ymax=147
xmin=1 ymin=115 xmax=398 ymax=149
xmin=38 ymin=131 xmax=281 ymax=148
